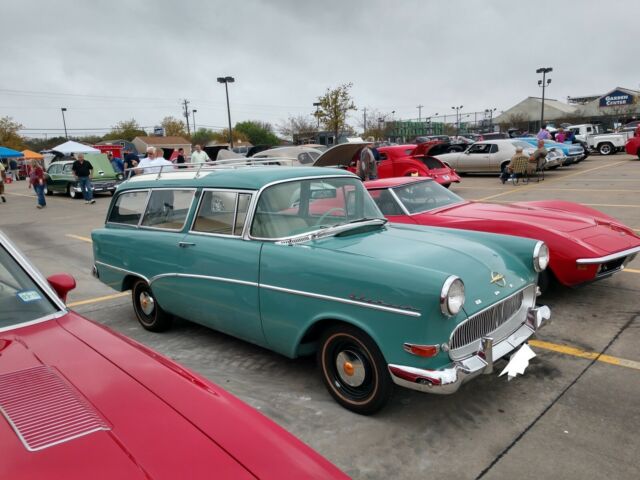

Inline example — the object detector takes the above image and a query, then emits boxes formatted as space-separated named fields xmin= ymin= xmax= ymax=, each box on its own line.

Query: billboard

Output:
xmin=599 ymin=90 xmax=636 ymax=108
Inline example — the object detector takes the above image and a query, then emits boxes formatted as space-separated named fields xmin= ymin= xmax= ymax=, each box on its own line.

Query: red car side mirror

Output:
xmin=47 ymin=274 xmax=76 ymax=302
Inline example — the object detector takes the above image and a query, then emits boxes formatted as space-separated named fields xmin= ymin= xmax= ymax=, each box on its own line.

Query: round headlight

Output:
xmin=116 ymin=173 xmax=124 ymax=180
xmin=533 ymin=241 xmax=550 ymax=272
xmin=440 ymin=276 xmax=465 ymax=317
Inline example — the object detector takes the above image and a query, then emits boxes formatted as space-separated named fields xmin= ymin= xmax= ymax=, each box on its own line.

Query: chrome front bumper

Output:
xmin=388 ymin=305 xmax=550 ymax=394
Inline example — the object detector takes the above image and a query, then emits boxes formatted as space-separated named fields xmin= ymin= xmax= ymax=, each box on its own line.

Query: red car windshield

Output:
xmin=0 ymin=245 xmax=58 ymax=329
xmin=392 ymin=180 xmax=464 ymax=214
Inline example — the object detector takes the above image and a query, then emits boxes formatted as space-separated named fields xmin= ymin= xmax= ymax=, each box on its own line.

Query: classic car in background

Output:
xmin=625 ymin=135 xmax=640 ymax=159
xmin=517 ymin=138 xmax=585 ymax=165
xmin=365 ymin=177 xmax=640 ymax=291
xmin=92 ymin=166 xmax=550 ymax=414
xmin=45 ymin=154 xmax=123 ymax=198
xmin=312 ymin=142 xmax=460 ymax=187
xmin=251 ymin=146 xmax=324 ymax=166
xmin=0 ymin=230 xmax=346 ymax=479
xmin=435 ymin=139 xmax=564 ymax=173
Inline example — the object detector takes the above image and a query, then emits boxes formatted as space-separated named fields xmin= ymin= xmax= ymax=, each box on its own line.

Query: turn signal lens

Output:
xmin=403 ymin=343 xmax=440 ymax=358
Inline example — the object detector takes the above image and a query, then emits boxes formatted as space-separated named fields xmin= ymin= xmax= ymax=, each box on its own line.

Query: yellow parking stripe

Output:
xmin=529 ymin=339 xmax=640 ymax=371
xmin=65 ymin=234 xmax=93 ymax=243
xmin=67 ymin=292 xmax=128 ymax=307
xmin=624 ymin=268 xmax=640 ymax=274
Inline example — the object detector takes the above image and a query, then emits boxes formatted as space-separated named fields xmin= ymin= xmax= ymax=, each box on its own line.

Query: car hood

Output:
xmin=313 ymin=142 xmax=367 ymax=167
xmin=313 ymin=223 xmax=535 ymax=307
xmin=0 ymin=316 xmax=345 ymax=479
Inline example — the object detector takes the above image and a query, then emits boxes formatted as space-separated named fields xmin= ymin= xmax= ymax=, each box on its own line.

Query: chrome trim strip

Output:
xmin=149 ymin=273 xmax=258 ymax=288
xmin=94 ymin=261 xmax=149 ymax=284
xmin=386 ymin=188 xmax=412 ymax=216
xmin=0 ymin=311 xmax=67 ymax=334
xmin=576 ymin=246 xmax=640 ymax=264
xmin=260 ymin=283 xmax=421 ymax=317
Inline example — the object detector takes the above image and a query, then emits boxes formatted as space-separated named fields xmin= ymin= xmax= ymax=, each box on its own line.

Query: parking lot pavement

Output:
xmin=1 ymin=155 xmax=639 ymax=479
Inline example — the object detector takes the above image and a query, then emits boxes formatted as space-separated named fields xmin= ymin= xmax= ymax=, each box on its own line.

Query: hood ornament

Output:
xmin=490 ymin=271 xmax=506 ymax=287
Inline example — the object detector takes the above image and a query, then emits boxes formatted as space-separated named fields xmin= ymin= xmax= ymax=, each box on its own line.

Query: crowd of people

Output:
xmin=500 ymin=139 xmax=548 ymax=184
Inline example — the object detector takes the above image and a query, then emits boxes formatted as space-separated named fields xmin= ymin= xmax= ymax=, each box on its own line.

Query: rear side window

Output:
xmin=141 ymin=189 xmax=195 ymax=230
xmin=108 ymin=190 xmax=149 ymax=225
xmin=192 ymin=191 xmax=251 ymax=236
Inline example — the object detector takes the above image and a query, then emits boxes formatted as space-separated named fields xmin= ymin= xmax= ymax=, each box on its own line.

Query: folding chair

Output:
xmin=509 ymin=156 xmax=530 ymax=185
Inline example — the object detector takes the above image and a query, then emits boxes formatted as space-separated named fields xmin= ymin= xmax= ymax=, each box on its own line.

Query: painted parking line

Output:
xmin=67 ymin=292 xmax=128 ymax=307
xmin=624 ymin=268 xmax=640 ymax=274
xmin=529 ymin=339 xmax=640 ymax=372
xmin=478 ymin=160 xmax=629 ymax=201
xmin=65 ymin=234 xmax=93 ymax=243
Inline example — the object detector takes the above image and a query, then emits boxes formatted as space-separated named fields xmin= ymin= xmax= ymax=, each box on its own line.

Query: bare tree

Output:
xmin=278 ymin=115 xmax=317 ymax=143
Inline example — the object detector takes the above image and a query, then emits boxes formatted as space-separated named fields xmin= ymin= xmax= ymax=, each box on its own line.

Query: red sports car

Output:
xmin=365 ymin=177 xmax=640 ymax=291
xmin=313 ymin=141 xmax=460 ymax=187
xmin=625 ymin=135 xmax=640 ymax=159
xmin=0 ymin=230 xmax=346 ymax=479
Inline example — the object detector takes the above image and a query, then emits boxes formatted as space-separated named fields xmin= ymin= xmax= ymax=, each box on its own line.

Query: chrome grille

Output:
xmin=450 ymin=290 xmax=524 ymax=350
xmin=0 ymin=365 xmax=110 ymax=451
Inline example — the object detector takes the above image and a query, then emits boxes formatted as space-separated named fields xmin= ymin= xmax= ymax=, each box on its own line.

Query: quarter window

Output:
xmin=193 ymin=191 xmax=249 ymax=236
xmin=141 ymin=189 xmax=195 ymax=230
xmin=108 ymin=191 xmax=149 ymax=225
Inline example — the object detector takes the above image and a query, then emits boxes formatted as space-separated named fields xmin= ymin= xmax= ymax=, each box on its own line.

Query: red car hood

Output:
xmin=0 ymin=315 xmax=346 ymax=480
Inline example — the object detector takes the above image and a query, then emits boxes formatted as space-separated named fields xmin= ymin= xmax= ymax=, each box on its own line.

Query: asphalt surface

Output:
xmin=1 ymin=154 xmax=639 ymax=480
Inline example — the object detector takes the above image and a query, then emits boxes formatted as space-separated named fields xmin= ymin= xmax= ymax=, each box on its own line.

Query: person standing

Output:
xmin=357 ymin=144 xmax=378 ymax=181
xmin=537 ymin=125 xmax=552 ymax=140
xmin=176 ymin=147 xmax=186 ymax=169
xmin=555 ymin=127 xmax=566 ymax=143
xmin=28 ymin=160 xmax=46 ymax=208
xmin=0 ymin=161 xmax=7 ymax=203
xmin=123 ymin=149 xmax=139 ymax=177
xmin=72 ymin=153 xmax=95 ymax=204
xmin=108 ymin=152 xmax=124 ymax=173
xmin=191 ymin=144 xmax=210 ymax=164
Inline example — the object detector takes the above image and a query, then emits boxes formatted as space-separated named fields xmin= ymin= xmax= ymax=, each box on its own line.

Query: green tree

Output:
xmin=161 ymin=116 xmax=188 ymax=138
xmin=234 ymin=120 xmax=279 ymax=146
xmin=316 ymin=83 xmax=357 ymax=143
xmin=24 ymin=136 xmax=67 ymax=152
xmin=191 ymin=128 xmax=218 ymax=146
xmin=103 ymin=119 xmax=146 ymax=141
xmin=211 ymin=129 xmax=250 ymax=145
xmin=0 ymin=116 xmax=25 ymax=150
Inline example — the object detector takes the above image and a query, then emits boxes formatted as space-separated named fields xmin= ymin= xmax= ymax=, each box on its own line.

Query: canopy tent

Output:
xmin=22 ymin=149 xmax=44 ymax=160
xmin=0 ymin=146 xmax=23 ymax=158
xmin=51 ymin=141 xmax=100 ymax=155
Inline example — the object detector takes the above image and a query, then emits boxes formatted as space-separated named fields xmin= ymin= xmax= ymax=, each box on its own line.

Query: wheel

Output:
xmin=46 ymin=186 xmax=53 ymax=196
xmin=500 ymin=162 xmax=509 ymax=173
xmin=637 ymin=148 xmax=640 ymax=160
xmin=537 ymin=269 xmax=558 ymax=296
xmin=132 ymin=280 xmax=172 ymax=332
xmin=317 ymin=324 xmax=393 ymax=414
xmin=598 ymin=142 xmax=613 ymax=155
xmin=67 ymin=185 xmax=78 ymax=199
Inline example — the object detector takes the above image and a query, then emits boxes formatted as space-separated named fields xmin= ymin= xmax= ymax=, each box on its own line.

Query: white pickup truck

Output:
xmin=567 ymin=124 xmax=632 ymax=155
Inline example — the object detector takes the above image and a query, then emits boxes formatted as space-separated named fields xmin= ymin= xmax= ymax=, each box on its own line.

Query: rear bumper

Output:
xmin=388 ymin=305 xmax=550 ymax=394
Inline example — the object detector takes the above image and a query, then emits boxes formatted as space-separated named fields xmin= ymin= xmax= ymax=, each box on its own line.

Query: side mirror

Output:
xmin=47 ymin=274 xmax=76 ymax=302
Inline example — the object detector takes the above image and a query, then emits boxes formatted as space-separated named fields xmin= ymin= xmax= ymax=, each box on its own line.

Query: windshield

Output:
xmin=0 ymin=245 xmax=59 ymax=329
xmin=251 ymin=177 xmax=383 ymax=239
xmin=392 ymin=180 xmax=464 ymax=214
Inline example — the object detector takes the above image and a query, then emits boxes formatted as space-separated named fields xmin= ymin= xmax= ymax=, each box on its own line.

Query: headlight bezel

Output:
xmin=533 ymin=241 xmax=550 ymax=272
xmin=440 ymin=275 xmax=465 ymax=317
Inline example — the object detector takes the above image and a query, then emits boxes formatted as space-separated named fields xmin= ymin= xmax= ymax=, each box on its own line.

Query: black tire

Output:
xmin=317 ymin=324 xmax=393 ymax=415
xmin=636 ymin=148 xmax=640 ymax=160
xmin=598 ymin=142 xmax=614 ymax=156
xmin=46 ymin=187 xmax=53 ymax=196
xmin=500 ymin=162 xmax=509 ymax=173
xmin=537 ymin=269 xmax=558 ymax=296
xmin=132 ymin=280 xmax=172 ymax=332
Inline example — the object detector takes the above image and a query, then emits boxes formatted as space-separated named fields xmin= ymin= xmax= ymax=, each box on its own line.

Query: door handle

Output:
xmin=178 ymin=241 xmax=196 ymax=248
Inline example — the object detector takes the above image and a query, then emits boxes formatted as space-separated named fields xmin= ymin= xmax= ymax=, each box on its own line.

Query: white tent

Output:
xmin=51 ymin=141 xmax=100 ymax=154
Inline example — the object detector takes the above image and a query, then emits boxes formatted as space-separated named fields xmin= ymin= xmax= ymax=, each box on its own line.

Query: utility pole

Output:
xmin=182 ymin=99 xmax=191 ymax=136
xmin=417 ymin=104 xmax=424 ymax=122
xmin=363 ymin=107 xmax=367 ymax=133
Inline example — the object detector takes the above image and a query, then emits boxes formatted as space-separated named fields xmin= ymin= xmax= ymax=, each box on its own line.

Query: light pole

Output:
xmin=451 ymin=105 xmax=463 ymax=137
xmin=217 ymin=76 xmax=235 ymax=147
xmin=536 ymin=67 xmax=553 ymax=129
xmin=484 ymin=108 xmax=497 ymax=131
xmin=192 ymin=109 xmax=197 ymax=134
xmin=60 ymin=107 xmax=68 ymax=139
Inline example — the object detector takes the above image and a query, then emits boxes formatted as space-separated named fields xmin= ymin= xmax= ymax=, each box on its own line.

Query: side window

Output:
xmin=63 ymin=164 xmax=73 ymax=174
xmin=586 ymin=127 xmax=592 ymax=133
xmin=108 ymin=191 xmax=149 ymax=225
xmin=193 ymin=191 xmax=241 ymax=236
xmin=469 ymin=144 xmax=489 ymax=154
xmin=297 ymin=152 xmax=314 ymax=165
xmin=370 ymin=190 xmax=404 ymax=215
xmin=48 ymin=164 xmax=61 ymax=175
xmin=490 ymin=144 xmax=499 ymax=153
xmin=379 ymin=152 xmax=388 ymax=160
xmin=235 ymin=193 xmax=251 ymax=234
xmin=141 ymin=189 xmax=194 ymax=230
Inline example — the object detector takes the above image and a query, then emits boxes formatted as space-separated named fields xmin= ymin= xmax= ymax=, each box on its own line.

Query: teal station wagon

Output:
xmin=92 ymin=166 xmax=550 ymax=414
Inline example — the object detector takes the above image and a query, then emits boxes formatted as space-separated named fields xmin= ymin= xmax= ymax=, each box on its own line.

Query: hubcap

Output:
xmin=139 ymin=291 xmax=155 ymax=316
xmin=336 ymin=350 xmax=366 ymax=387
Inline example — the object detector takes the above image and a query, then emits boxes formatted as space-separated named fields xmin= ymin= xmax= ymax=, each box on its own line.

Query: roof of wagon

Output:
xmin=117 ymin=166 xmax=356 ymax=191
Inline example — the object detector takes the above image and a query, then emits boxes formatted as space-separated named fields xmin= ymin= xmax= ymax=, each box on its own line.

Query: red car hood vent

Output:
xmin=0 ymin=365 xmax=110 ymax=451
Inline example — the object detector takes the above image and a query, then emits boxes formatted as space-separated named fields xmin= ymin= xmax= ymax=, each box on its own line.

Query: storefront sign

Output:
xmin=599 ymin=90 xmax=635 ymax=108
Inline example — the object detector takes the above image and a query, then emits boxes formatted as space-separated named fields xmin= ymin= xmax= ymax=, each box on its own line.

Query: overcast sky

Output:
xmin=2 ymin=0 xmax=639 ymax=138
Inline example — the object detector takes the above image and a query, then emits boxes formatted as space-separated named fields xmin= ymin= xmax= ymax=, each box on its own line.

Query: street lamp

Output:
xmin=536 ymin=67 xmax=553 ymax=129
xmin=60 ymin=107 xmax=68 ymax=139
xmin=217 ymin=76 xmax=235 ymax=147
xmin=192 ymin=109 xmax=197 ymax=134
xmin=484 ymin=108 xmax=497 ymax=131
xmin=313 ymin=102 xmax=321 ymax=130
xmin=451 ymin=105 xmax=463 ymax=137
